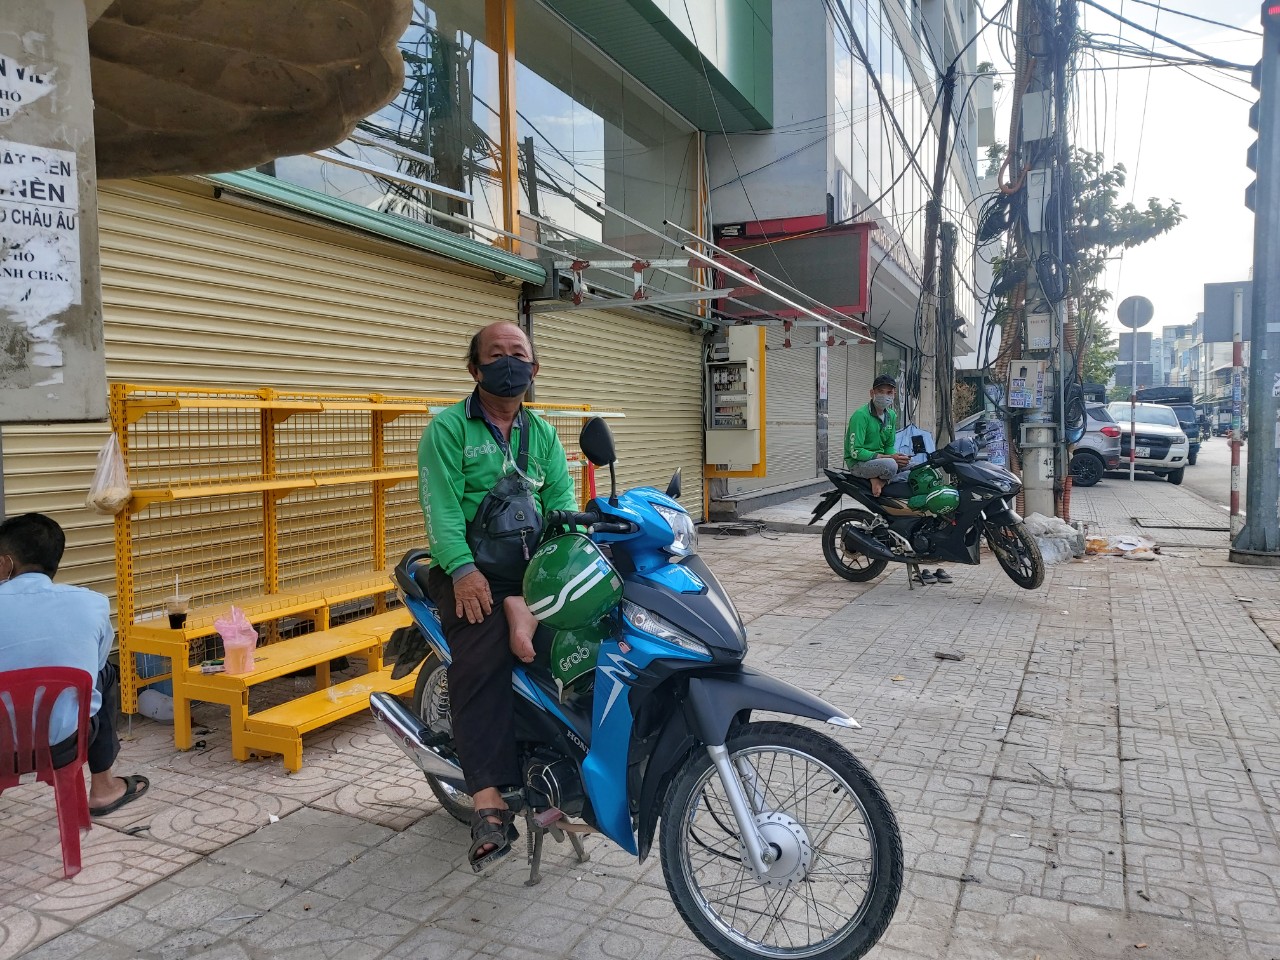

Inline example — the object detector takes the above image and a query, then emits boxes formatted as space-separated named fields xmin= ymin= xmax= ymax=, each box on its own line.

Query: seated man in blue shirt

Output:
xmin=0 ymin=513 xmax=149 ymax=816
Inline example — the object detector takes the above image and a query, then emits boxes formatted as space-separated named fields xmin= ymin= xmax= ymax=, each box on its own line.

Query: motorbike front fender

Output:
xmin=632 ymin=667 xmax=859 ymax=863
xmin=981 ymin=498 xmax=1022 ymax=525
xmin=687 ymin=667 xmax=858 ymax=745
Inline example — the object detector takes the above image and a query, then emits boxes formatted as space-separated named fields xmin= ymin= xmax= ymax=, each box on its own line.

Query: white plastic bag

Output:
xmin=86 ymin=433 xmax=132 ymax=515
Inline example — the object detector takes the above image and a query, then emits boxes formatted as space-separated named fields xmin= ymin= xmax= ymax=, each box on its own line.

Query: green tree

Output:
xmin=1066 ymin=150 xmax=1183 ymax=375
xmin=984 ymin=149 xmax=1183 ymax=375
xmin=1080 ymin=328 xmax=1118 ymax=385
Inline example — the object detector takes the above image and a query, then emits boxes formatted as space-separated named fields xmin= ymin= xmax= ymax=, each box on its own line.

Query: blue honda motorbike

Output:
xmin=371 ymin=418 xmax=902 ymax=960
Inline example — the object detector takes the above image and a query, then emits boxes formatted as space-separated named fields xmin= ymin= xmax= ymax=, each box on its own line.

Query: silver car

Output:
xmin=1068 ymin=405 xmax=1122 ymax=487
xmin=953 ymin=405 xmax=1121 ymax=487
xmin=1105 ymin=401 xmax=1191 ymax=484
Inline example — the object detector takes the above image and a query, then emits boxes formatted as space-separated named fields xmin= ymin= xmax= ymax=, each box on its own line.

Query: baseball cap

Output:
xmin=873 ymin=374 xmax=897 ymax=390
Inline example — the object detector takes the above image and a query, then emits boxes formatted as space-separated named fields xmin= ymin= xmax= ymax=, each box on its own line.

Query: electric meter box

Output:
xmin=1007 ymin=360 xmax=1046 ymax=409
xmin=1026 ymin=314 xmax=1052 ymax=351
xmin=705 ymin=326 xmax=765 ymax=473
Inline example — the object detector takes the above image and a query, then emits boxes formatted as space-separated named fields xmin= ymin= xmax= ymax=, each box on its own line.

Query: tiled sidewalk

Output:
xmin=3 ymin=482 xmax=1279 ymax=960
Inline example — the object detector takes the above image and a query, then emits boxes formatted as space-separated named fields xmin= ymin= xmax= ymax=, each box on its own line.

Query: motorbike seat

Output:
xmin=394 ymin=547 xmax=433 ymax=601
xmin=843 ymin=474 xmax=911 ymax=499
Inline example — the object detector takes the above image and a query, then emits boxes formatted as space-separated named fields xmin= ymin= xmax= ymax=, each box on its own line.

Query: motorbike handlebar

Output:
xmin=545 ymin=509 xmax=600 ymax=529
xmin=544 ymin=511 xmax=637 ymax=536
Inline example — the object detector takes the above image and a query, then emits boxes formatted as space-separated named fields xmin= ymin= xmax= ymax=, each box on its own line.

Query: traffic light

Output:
xmin=1248 ymin=2 xmax=1280 ymax=210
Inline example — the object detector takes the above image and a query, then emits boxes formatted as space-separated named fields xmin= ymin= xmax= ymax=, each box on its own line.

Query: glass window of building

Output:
xmin=250 ymin=0 xmax=698 ymax=284
xmin=514 ymin=0 xmax=699 ymax=293
xmin=264 ymin=2 xmax=506 ymax=240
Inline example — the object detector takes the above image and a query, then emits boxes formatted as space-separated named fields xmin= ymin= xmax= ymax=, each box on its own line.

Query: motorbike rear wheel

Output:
xmin=821 ymin=510 xmax=890 ymax=583
xmin=984 ymin=521 xmax=1044 ymax=590
xmin=660 ymin=721 xmax=902 ymax=960
xmin=411 ymin=650 xmax=473 ymax=824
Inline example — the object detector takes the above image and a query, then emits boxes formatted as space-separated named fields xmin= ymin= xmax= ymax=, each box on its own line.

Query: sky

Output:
xmin=980 ymin=0 xmax=1264 ymax=343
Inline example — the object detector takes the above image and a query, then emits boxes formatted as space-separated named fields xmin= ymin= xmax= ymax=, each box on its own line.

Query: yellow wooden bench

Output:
xmin=177 ymin=608 xmax=412 ymax=771
xmin=125 ymin=570 xmax=413 ymax=769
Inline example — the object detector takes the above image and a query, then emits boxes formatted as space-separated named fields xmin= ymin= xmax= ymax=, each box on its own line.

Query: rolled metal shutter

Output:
xmin=826 ymin=345 xmax=848 ymax=470
xmin=1 ymin=177 xmax=520 ymax=597
xmin=733 ymin=324 xmax=817 ymax=492
xmin=830 ymin=340 xmax=878 ymax=467
xmin=530 ymin=308 xmax=705 ymax=519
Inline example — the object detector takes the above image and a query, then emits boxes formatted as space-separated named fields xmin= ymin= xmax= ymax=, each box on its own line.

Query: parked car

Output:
xmin=1105 ymin=401 xmax=1190 ymax=484
xmin=952 ymin=406 xmax=1120 ymax=487
xmin=1067 ymin=405 xmax=1121 ymax=487
xmin=1134 ymin=387 xmax=1201 ymax=465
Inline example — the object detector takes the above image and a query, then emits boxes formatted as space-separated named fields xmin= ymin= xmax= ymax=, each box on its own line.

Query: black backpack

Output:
xmin=465 ymin=423 xmax=543 ymax=589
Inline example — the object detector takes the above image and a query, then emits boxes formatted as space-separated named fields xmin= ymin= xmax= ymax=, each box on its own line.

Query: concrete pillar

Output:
xmin=0 ymin=0 xmax=106 ymax=422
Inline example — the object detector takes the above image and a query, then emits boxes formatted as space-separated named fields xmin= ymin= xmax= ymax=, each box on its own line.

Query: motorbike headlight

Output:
xmin=621 ymin=600 xmax=711 ymax=658
xmin=653 ymin=503 xmax=698 ymax=556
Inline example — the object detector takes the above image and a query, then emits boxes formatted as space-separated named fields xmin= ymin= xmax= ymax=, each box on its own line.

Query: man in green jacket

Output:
xmin=844 ymin=374 xmax=910 ymax=496
xmin=417 ymin=320 xmax=577 ymax=871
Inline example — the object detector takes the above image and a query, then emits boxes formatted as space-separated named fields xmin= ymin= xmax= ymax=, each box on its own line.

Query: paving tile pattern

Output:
xmin=4 ymin=481 xmax=1280 ymax=959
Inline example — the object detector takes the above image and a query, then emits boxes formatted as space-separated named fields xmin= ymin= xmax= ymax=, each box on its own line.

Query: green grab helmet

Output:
xmin=908 ymin=464 xmax=946 ymax=497
xmin=523 ymin=532 xmax=623 ymax=631
xmin=908 ymin=486 xmax=960 ymax=516
xmin=549 ymin=619 xmax=614 ymax=701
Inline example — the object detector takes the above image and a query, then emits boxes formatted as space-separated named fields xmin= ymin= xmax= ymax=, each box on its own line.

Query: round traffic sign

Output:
xmin=1117 ymin=295 xmax=1154 ymax=328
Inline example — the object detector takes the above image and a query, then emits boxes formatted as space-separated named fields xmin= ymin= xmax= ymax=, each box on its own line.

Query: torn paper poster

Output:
xmin=0 ymin=140 xmax=80 ymax=388
xmin=0 ymin=54 xmax=56 ymax=124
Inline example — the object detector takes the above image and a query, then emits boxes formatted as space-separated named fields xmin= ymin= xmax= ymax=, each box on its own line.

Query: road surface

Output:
xmin=1100 ymin=436 xmax=1246 ymax=520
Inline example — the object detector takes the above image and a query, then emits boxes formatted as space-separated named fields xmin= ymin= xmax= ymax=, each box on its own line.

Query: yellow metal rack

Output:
xmin=110 ymin=383 xmax=597 ymax=770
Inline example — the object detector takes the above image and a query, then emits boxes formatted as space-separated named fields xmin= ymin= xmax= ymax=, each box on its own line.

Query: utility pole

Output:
xmin=920 ymin=65 xmax=957 ymax=440
xmin=938 ymin=222 xmax=958 ymax=444
xmin=1008 ymin=0 xmax=1064 ymax=519
xmin=1233 ymin=1 xmax=1280 ymax=563
xmin=1230 ymin=287 xmax=1244 ymax=539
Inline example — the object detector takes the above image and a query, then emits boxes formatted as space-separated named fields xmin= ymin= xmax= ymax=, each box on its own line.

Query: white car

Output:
xmin=1105 ymin=401 xmax=1190 ymax=485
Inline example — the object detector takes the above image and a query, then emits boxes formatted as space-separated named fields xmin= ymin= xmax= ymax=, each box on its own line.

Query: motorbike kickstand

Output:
xmin=906 ymin=561 xmax=920 ymax=591
xmin=567 ymin=831 xmax=590 ymax=864
xmin=524 ymin=815 xmax=545 ymax=888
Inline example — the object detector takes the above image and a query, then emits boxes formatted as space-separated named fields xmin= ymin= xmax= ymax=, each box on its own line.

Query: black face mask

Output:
xmin=478 ymin=355 xmax=535 ymax=398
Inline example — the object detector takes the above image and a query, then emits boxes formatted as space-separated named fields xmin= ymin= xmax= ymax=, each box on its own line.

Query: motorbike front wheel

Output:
xmin=660 ymin=721 xmax=902 ymax=960
xmin=411 ymin=650 xmax=473 ymax=824
xmin=984 ymin=521 xmax=1044 ymax=590
xmin=821 ymin=510 xmax=890 ymax=582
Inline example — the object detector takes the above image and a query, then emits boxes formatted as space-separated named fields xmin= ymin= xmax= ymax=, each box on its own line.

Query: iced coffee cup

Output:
xmin=164 ymin=595 xmax=190 ymax=630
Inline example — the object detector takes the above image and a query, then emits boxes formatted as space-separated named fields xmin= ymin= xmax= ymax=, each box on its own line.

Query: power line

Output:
xmin=1078 ymin=0 xmax=1254 ymax=70
xmin=1123 ymin=0 xmax=1262 ymax=37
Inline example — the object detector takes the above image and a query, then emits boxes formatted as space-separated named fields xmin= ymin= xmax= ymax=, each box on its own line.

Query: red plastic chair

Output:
xmin=0 ymin=667 xmax=94 ymax=878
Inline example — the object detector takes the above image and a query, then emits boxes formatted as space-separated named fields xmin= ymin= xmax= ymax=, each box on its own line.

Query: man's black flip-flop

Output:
xmin=90 ymin=774 xmax=150 ymax=817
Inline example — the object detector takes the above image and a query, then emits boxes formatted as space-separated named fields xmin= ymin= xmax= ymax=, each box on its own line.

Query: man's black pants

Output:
xmin=426 ymin=566 xmax=522 ymax=796
xmin=49 ymin=661 xmax=121 ymax=774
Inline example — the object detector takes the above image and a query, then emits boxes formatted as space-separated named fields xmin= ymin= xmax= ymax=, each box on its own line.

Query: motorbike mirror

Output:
xmin=666 ymin=467 xmax=682 ymax=500
xmin=579 ymin=417 xmax=617 ymax=467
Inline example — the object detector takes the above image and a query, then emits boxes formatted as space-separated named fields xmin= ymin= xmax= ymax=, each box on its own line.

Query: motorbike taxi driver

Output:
xmin=844 ymin=374 xmax=911 ymax=496
xmin=417 ymin=321 xmax=578 ymax=872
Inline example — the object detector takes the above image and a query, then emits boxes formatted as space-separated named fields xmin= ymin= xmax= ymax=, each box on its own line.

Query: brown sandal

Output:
xmin=469 ymin=807 xmax=518 ymax=873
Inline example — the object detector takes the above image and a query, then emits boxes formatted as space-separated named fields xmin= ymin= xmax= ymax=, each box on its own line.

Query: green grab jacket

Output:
xmin=418 ymin=391 xmax=578 ymax=578
xmin=844 ymin=403 xmax=898 ymax=466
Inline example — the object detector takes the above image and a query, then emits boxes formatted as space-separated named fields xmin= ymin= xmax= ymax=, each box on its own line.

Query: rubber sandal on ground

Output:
xmin=90 ymin=774 xmax=150 ymax=817
xmin=469 ymin=807 xmax=518 ymax=874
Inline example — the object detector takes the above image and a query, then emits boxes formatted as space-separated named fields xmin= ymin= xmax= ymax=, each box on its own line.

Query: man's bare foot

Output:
xmin=871 ymin=478 xmax=886 ymax=496
xmin=504 ymin=596 xmax=537 ymax=664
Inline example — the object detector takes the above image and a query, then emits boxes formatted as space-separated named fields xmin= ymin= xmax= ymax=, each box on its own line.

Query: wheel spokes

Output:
xmin=680 ymin=747 xmax=877 ymax=956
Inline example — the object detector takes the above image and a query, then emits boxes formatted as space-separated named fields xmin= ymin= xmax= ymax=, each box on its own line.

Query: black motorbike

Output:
xmin=809 ymin=434 xmax=1045 ymax=590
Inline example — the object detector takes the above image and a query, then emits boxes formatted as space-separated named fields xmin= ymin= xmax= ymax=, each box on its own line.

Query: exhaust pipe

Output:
xmin=369 ymin=692 xmax=466 ymax=782
xmin=839 ymin=525 xmax=904 ymax=563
